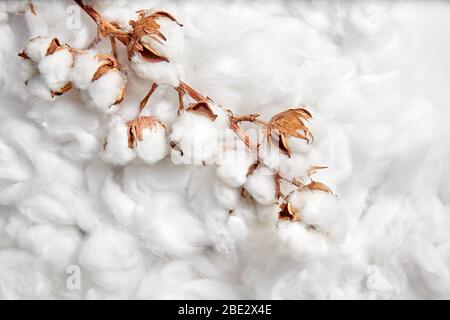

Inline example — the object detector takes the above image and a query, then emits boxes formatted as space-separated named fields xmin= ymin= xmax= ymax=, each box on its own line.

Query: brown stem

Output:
xmin=178 ymin=80 xmax=206 ymax=102
xmin=109 ymin=36 xmax=118 ymax=59
xmin=139 ymin=83 xmax=159 ymax=114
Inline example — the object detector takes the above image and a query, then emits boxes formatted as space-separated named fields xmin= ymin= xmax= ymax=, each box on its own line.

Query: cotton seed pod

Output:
xmin=102 ymin=116 xmax=136 ymax=165
xmin=244 ymin=166 xmax=276 ymax=205
xmin=22 ymin=36 xmax=58 ymax=62
xmin=128 ymin=116 xmax=168 ymax=165
xmin=82 ymin=69 xmax=126 ymax=114
xmin=128 ymin=10 xmax=183 ymax=87
xmin=72 ymin=50 xmax=113 ymax=90
xmin=38 ymin=45 xmax=73 ymax=92
xmin=169 ymin=106 xmax=220 ymax=165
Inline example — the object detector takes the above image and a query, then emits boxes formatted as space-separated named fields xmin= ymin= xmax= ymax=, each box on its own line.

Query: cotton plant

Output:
xmin=17 ymin=1 xmax=346 ymax=256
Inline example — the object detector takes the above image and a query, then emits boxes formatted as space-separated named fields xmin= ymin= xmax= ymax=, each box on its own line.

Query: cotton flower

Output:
xmin=102 ymin=116 xmax=136 ymax=165
xmin=81 ymin=69 xmax=126 ymax=114
xmin=134 ymin=120 xmax=168 ymax=165
xmin=288 ymin=190 xmax=346 ymax=240
xmin=170 ymin=111 xmax=220 ymax=164
xmin=277 ymin=221 xmax=329 ymax=260
xmin=244 ymin=166 xmax=276 ymax=205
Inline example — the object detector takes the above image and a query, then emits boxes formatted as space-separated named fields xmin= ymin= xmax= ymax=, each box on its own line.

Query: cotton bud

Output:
xmin=82 ymin=69 xmax=126 ymax=114
xmin=38 ymin=45 xmax=73 ymax=92
xmin=170 ymin=104 xmax=221 ymax=164
xmin=277 ymin=221 xmax=329 ymax=260
xmin=244 ymin=166 xmax=276 ymax=205
xmin=23 ymin=36 xmax=56 ymax=62
xmin=129 ymin=117 xmax=168 ymax=165
xmin=288 ymin=189 xmax=346 ymax=240
xmin=128 ymin=10 xmax=184 ymax=87
xmin=102 ymin=116 xmax=136 ymax=165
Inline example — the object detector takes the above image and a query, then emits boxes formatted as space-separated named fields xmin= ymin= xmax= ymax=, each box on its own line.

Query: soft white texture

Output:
xmin=82 ymin=69 xmax=125 ymax=114
xmin=244 ymin=166 xmax=276 ymax=205
xmin=38 ymin=47 xmax=73 ymax=91
xmin=170 ymin=111 xmax=220 ymax=164
xmin=131 ymin=53 xmax=180 ymax=87
xmin=24 ymin=36 xmax=53 ymax=62
xmin=216 ymin=148 xmax=256 ymax=188
xmin=135 ymin=123 xmax=168 ymax=165
xmin=26 ymin=75 xmax=54 ymax=101
xmin=71 ymin=50 xmax=102 ymax=90
xmin=102 ymin=116 xmax=136 ymax=165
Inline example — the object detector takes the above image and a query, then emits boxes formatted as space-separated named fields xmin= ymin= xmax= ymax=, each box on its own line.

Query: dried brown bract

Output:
xmin=186 ymin=101 xmax=218 ymax=121
xmin=127 ymin=116 xmax=165 ymax=148
xmin=279 ymin=202 xmax=299 ymax=221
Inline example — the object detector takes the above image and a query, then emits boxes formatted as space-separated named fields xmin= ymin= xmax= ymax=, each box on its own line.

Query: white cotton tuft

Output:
xmin=38 ymin=47 xmax=73 ymax=91
xmin=135 ymin=123 xmax=168 ymax=165
xmin=216 ymin=148 xmax=256 ymax=187
xmin=101 ymin=116 xmax=136 ymax=165
xmin=82 ymin=70 xmax=125 ymax=114
xmin=170 ymin=112 xmax=220 ymax=164
xmin=130 ymin=53 xmax=180 ymax=87
xmin=286 ymin=136 xmax=313 ymax=154
xmin=26 ymin=75 xmax=54 ymax=101
xmin=288 ymin=190 xmax=346 ymax=240
xmin=277 ymin=221 xmax=329 ymax=260
xmin=213 ymin=181 xmax=240 ymax=210
xmin=244 ymin=166 xmax=276 ymax=205
xmin=141 ymin=15 xmax=184 ymax=64
xmin=71 ymin=50 xmax=102 ymax=90
xmin=24 ymin=36 xmax=54 ymax=62
xmin=278 ymin=153 xmax=312 ymax=183
xmin=19 ymin=58 xmax=37 ymax=81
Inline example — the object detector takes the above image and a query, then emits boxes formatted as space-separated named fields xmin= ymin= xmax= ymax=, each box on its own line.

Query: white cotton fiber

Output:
xmin=71 ymin=50 xmax=102 ymax=90
xmin=38 ymin=47 xmax=73 ymax=91
xmin=244 ymin=166 xmax=276 ymax=205
xmin=213 ymin=181 xmax=240 ymax=210
xmin=102 ymin=116 xmax=136 ymax=165
xmin=216 ymin=146 xmax=256 ymax=188
xmin=286 ymin=136 xmax=313 ymax=155
xmin=170 ymin=112 xmax=220 ymax=164
xmin=289 ymin=190 xmax=346 ymax=240
xmin=277 ymin=221 xmax=329 ymax=260
xmin=18 ymin=58 xmax=37 ymax=81
xmin=26 ymin=75 xmax=54 ymax=101
xmin=135 ymin=123 xmax=168 ymax=165
xmin=278 ymin=153 xmax=312 ymax=183
xmin=24 ymin=36 xmax=54 ymax=62
xmin=82 ymin=69 xmax=125 ymax=114
xmin=131 ymin=53 xmax=180 ymax=87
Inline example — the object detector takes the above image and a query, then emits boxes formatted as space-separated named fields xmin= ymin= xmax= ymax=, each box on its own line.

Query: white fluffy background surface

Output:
xmin=0 ymin=0 xmax=450 ymax=299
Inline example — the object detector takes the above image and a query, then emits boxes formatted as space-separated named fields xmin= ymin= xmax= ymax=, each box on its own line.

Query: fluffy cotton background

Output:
xmin=0 ymin=0 xmax=449 ymax=299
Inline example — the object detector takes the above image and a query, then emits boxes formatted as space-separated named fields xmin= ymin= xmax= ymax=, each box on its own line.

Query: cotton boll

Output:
xmin=216 ymin=141 xmax=257 ymax=187
xmin=278 ymin=153 xmax=312 ymax=183
xmin=82 ymin=70 xmax=125 ymax=114
xmin=288 ymin=190 xmax=346 ymax=240
xmin=244 ymin=166 xmax=276 ymax=205
xmin=131 ymin=53 xmax=180 ymax=87
xmin=135 ymin=123 xmax=168 ymax=165
xmin=78 ymin=224 xmax=145 ymax=293
xmin=286 ymin=136 xmax=313 ymax=155
xmin=102 ymin=116 xmax=136 ymax=165
xmin=71 ymin=50 xmax=103 ymax=90
xmin=38 ymin=47 xmax=73 ymax=91
xmin=26 ymin=75 xmax=54 ymax=101
xmin=277 ymin=221 xmax=329 ymax=260
xmin=24 ymin=36 xmax=54 ymax=62
xmin=170 ymin=112 xmax=220 ymax=164
xmin=213 ymin=181 xmax=240 ymax=210
xmin=18 ymin=58 xmax=37 ymax=81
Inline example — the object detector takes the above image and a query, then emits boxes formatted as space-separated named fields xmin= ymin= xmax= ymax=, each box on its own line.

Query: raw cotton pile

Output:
xmin=0 ymin=0 xmax=449 ymax=300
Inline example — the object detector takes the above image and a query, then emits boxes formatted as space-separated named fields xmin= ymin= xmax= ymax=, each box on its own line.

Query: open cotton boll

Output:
xmin=82 ymin=70 xmax=125 ymax=114
xmin=26 ymin=75 xmax=54 ymax=101
xmin=213 ymin=181 xmax=240 ymax=210
xmin=170 ymin=112 xmax=220 ymax=164
xmin=101 ymin=116 xmax=136 ymax=165
xmin=71 ymin=50 xmax=103 ymax=90
xmin=38 ymin=47 xmax=73 ymax=91
xmin=244 ymin=166 xmax=276 ymax=205
xmin=131 ymin=53 xmax=180 ymax=87
xmin=24 ymin=36 xmax=54 ymax=62
xmin=288 ymin=190 xmax=346 ymax=240
xmin=277 ymin=221 xmax=329 ymax=260
xmin=216 ymin=148 xmax=256 ymax=188
xmin=135 ymin=122 xmax=168 ymax=165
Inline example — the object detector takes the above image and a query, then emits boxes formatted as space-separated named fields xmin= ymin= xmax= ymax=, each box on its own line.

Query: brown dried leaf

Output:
xmin=187 ymin=101 xmax=218 ymax=121
xmin=307 ymin=165 xmax=328 ymax=176
xmin=303 ymin=181 xmax=333 ymax=194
